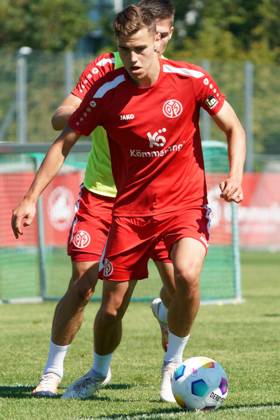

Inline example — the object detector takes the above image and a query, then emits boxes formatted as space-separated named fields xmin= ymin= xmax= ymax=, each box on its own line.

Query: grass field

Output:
xmin=0 ymin=251 xmax=280 ymax=419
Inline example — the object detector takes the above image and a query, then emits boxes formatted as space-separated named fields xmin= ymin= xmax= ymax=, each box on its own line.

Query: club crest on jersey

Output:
xmin=147 ymin=128 xmax=167 ymax=148
xmin=205 ymin=95 xmax=218 ymax=109
xmin=162 ymin=99 xmax=183 ymax=118
xmin=73 ymin=230 xmax=91 ymax=248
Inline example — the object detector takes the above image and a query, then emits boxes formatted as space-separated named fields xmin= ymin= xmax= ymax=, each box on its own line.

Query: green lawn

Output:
xmin=0 ymin=251 xmax=280 ymax=419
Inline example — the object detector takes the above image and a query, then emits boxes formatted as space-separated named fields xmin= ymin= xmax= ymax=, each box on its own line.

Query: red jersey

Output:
xmin=69 ymin=58 xmax=225 ymax=217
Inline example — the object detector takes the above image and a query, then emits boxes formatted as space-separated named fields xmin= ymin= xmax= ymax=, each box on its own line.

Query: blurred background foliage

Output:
xmin=0 ymin=0 xmax=279 ymax=160
xmin=0 ymin=0 xmax=279 ymax=62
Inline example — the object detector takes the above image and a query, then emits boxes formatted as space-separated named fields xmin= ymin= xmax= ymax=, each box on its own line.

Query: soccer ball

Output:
xmin=171 ymin=356 xmax=228 ymax=411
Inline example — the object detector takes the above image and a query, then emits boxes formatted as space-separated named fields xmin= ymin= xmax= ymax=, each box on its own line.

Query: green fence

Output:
xmin=0 ymin=141 xmax=241 ymax=304
xmin=1 ymin=51 xmax=279 ymax=168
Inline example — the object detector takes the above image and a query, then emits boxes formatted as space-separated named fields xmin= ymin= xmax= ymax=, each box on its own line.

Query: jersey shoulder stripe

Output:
xmin=163 ymin=63 xmax=205 ymax=78
xmin=93 ymin=74 xmax=126 ymax=99
xmin=95 ymin=52 xmax=123 ymax=69
xmin=96 ymin=57 xmax=115 ymax=67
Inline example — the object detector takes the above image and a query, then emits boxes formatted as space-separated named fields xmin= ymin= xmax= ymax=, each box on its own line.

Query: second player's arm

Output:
xmin=52 ymin=94 xmax=82 ymax=130
xmin=212 ymin=100 xmax=246 ymax=203
xmin=11 ymin=126 xmax=80 ymax=238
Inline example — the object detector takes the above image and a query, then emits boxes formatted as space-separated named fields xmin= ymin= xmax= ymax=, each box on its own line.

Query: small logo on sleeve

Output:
xmin=205 ymin=95 xmax=218 ymax=109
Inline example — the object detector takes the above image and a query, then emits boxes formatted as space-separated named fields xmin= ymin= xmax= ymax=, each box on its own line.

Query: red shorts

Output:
xmin=100 ymin=207 xmax=211 ymax=281
xmin=67 ymin=187 xmax=171 ymax=263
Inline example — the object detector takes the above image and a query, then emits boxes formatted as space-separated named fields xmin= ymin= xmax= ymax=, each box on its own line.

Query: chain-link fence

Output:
xmin=0 ymin=49 xmax=279 ymax=172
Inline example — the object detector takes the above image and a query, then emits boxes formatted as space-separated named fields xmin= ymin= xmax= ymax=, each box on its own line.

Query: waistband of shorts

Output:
xmin=81 ymin=185 xmax=115 ymax=203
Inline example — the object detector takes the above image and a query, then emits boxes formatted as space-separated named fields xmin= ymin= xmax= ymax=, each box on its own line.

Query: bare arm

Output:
xmin=212 ymin=100 xmax=246 ymax=203
xmin=51 ymin=94 xmax=82 ymax=130
xmin=11 ymin=126 xmax=80 ymax=238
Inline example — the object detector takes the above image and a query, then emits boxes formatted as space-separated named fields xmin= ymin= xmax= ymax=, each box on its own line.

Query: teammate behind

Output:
xmin=14 ymin=1 xmax=176 ymax=399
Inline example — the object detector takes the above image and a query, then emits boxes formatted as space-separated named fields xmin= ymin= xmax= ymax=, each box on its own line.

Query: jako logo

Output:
xmin=120 ymin=114 xmax=135 ymax=120
xmin=147 ymin=128 xmax=167 ymax=148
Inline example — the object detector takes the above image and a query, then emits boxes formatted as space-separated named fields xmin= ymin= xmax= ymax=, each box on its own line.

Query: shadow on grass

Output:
xmin=0 ymin=383 xmax=134 ymax=400
xmin=0 ymin=385 xmax=38 ymax=399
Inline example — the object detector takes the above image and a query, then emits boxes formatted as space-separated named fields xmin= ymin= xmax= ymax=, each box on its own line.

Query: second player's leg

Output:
xmin=94 ymin=279 xmax=138 ymax=355
xmin=154 ymin=261 xmax=175 ymax=308
xmin=62 ymin=279 xmax=137 ymax=399
xmin=52 ymin=260 xmax=99 ymax=345
xmin=152 ymin=261 xmax=175 ymax=351
xmin=32 ymin=260 xmax=99 ymax=397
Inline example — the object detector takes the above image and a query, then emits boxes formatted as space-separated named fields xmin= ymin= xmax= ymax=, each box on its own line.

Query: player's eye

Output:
xmin=134 ymin=47 xmax=146 ymax=54
xmin=119 ymin=46 xmax=129 ymax=53
xmin=159 ymin=32 xmax=169 ymax=39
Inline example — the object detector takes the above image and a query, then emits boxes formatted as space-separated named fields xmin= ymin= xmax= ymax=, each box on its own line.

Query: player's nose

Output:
xmin=130 ymin=51 xmax=138 ymax=64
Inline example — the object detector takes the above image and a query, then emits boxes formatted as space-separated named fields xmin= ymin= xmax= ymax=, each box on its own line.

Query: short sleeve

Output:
xmin=193 ymin=69 xmax=226 ymax=116
xmin=69 ymin=89 xmax=103 ymax=136
xmin=71 ymin=52 xmax=116 ymax=100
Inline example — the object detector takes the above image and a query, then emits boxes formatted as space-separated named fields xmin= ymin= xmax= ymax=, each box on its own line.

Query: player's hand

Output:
xmin=11 ymin=198 xmax=37 ymax=239
xmin=219 ymin=177 xmax=243 ymax=203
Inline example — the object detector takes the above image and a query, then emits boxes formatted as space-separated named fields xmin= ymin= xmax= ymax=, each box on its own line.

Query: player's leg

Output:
xmin=62 ymin=215 xmax=151 ymax=399
xmin=32 ymin=260 xmax=99 ymax=397
xmin=160 ymin=237 xmax=206 ymax=402
xmin=151 ymin=259 xmax=175 ymax=351
xmin=52 ymin=261 xmax=99 ymax=345
xmin=159 ymin=207 xmax=210 ymax=402
xmin=62 ymin=279 xmax=137 ymax=399
xmin=168 ymin=237 xmax=205 ymax=336
xmin=33 ymin=187 xmax=113 ymax=397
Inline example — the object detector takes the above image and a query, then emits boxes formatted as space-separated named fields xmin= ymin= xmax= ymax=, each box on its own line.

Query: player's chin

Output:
xmin=129 ymin=68 xmax=146 ymax=80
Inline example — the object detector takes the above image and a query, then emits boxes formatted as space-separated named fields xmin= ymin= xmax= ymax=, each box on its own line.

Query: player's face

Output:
xmin=118 ymin=27 xmax=160 ymax=86
xmin=156 ymin=18 xmax=174 ymax=56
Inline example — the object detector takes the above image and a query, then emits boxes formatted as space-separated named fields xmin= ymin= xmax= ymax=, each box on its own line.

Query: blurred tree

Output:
xmin=171 ymin=0 xmax=280 ymax=62
xmin=0 ymin=0 xmax=92 ymax=51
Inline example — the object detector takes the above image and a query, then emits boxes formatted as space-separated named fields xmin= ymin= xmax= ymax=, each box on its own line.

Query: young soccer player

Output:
xmin=12 ymin=5 xmax=246 ymax=403
xmin=61 ymin=5 xmax=246 ymax=401
xmin=12 ymin=1 xmax=176 ymax=399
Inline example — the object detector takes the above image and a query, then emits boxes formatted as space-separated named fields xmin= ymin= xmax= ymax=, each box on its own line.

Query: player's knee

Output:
xmin=175 ymin=265 xmax=200 ymax=294
xmin=70 ymin=274 xmax=95 ymax=304
xmin=98 ymin=305 xmax=122 ymax=325
xmin=99 ymin=295 xmax=127 ymax=323
xmin=69 ymin=263 xmax=99 ymax=301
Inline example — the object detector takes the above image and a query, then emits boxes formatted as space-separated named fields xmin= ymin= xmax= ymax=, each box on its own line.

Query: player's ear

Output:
xmin=154 ymin=32 xmax=161 ymax=52
xmin=169 ymin=26 xmax=174 ymax=40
